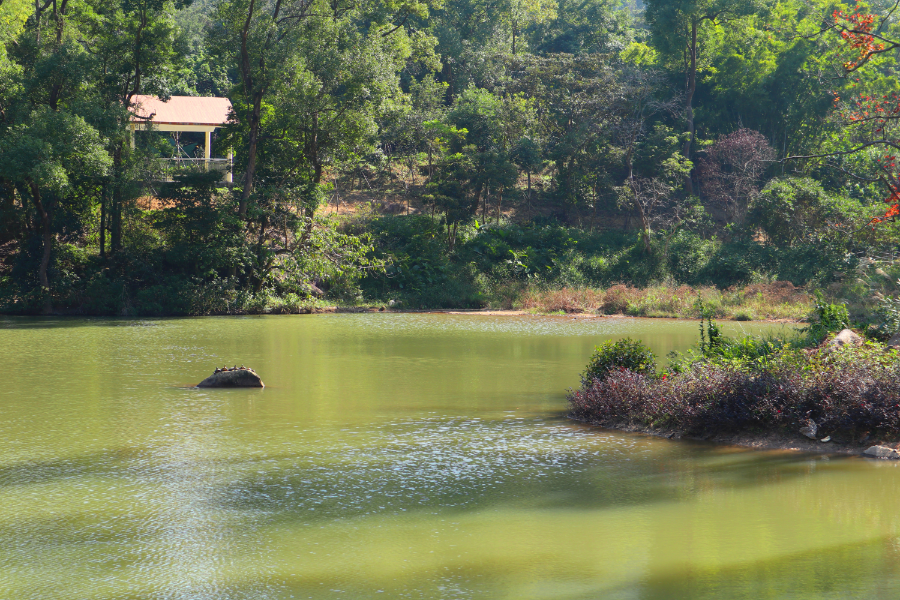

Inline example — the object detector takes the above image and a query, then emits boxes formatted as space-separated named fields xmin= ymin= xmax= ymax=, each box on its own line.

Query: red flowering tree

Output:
xmin=828 ymin=6 xmax=900 ymax=225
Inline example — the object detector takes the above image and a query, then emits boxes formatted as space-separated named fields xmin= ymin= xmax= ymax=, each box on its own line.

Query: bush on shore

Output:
xmin=569 ymin=301 xmax=900 ymax=442
xmin=582 ymin=339 xmax=657 ymax=383
xmin=569 ymin=345 xmax=900 ymax=442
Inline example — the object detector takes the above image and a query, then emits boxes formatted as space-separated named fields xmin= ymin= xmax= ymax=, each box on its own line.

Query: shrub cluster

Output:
xmin=570 ymin=301 xmax=900 ymax=441
xmin=519 ymin=281 xmax=811 ymax=319
xmin=359 ymin=215 xmax=849 ymax=311
xmin=582 ymin=338 xmax=657 ymax=384
xmin=569 ymin=344 xmax=900 ymax=442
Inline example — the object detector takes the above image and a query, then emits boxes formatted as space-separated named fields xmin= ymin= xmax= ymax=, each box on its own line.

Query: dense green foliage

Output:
xmin=582 ymin=338 xmax=657 ymax=384
xmin=2 ymin=0 xmax=900 ymax=315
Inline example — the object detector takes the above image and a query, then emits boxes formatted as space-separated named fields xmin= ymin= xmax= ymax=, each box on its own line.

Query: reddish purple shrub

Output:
xmin=569 ymin=352 xmax=900 ymax=441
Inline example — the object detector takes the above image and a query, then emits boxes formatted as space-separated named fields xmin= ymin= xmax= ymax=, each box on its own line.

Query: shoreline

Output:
xmin=327 ymin=307 xmax=805 ymax=324
xmin=0 ymin=305 xmax=806 ymax=324
xmin=573 ymin=419 xmax=887 ymax=457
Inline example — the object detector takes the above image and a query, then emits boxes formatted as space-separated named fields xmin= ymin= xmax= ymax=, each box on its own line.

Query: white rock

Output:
xmin=829 ymin=329 xmax=862 ymax=347
xmin=799 ymin=422 xmax=817 ymax=440
xmin=863 ymin=445 xmax=900 ymax=459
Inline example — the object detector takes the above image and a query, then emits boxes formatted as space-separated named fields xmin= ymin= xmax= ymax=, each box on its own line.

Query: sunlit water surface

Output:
xmin=2 ymin=314 xmax=899 ymax=599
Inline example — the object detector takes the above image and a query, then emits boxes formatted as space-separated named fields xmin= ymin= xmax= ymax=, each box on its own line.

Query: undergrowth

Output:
xmin=568 ymin=299 xmax=900 ymax=442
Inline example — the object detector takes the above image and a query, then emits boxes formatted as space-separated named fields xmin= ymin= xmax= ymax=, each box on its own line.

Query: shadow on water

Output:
xmin=612 ymin=535 xmax=900 ymax=600
xmin=0 ymin=447 xmax=146 ymax=488
xmin=266 ymin=535 xmax=900 ymax=600
xmin=215 ymin=421 xmax=836 ymax=525
xmin=0 ymin=316 xmax=167 ymax=329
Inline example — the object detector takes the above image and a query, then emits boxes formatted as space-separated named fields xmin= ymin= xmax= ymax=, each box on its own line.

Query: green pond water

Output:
xmin=2 ymin=313 xmax=900 ymax=600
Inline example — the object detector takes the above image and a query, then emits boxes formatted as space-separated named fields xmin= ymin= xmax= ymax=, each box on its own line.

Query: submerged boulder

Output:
xmin=198 ymin=367 xmax=264 ymax=388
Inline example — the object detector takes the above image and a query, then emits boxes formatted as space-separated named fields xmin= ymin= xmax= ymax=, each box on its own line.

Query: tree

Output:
xmin=749 ymin=177 xmax=862 ymax=249
xmin=691 ymin=1 xmax=840 ymax=159
xmin=448 ymin=86 xmax=523 ymax=220
xmin=381 ymin=75 xmax=450 ymax=187
xmin=215 ymin=0 xmax=436 ymax=216
xmin=0 ymin=110 xmax=110 ymax=311
xmin=620 ymin=148 xmax=692 ymax=253
xmin=215 ymin=0 xmax=420 ymax=288
xmin=644 ymin=0 xmax=768 ymax=194
xmin=820 ymin=5 xmax=900 ymax=226
xmin=506 ymin=0 xmax=556 ymax=54
xmin=503 ymin=53 xmax=622 ymax=216
xmin=472 ymin=148 xmax=517 ymax=222
xmin=510 ymin=135 xmax=543 ymax=205
xmin=87 ymin=0 xmax=190 ymax=255
xmin=424 ymin=151 xmax=478 ymax=250
xmin=528 ymin=0 xmax=631 ymax=55
xmin=698 ymin=128 xmax=775 ymax=225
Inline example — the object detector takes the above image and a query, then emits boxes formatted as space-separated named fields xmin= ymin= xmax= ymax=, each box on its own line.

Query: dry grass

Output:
xmin=517 ymin=281 xmax=812 ymax=321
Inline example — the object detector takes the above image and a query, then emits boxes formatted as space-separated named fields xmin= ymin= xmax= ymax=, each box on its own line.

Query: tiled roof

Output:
xmin=130 ymin=95 xmax=232 ymax=126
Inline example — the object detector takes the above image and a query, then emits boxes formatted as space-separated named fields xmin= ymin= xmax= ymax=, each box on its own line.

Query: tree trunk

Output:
xmin=447 ymin=221 xmax=458 ymax=252
xmin=682 ymin=19 xmax=698 ymax=196
xmin=238 ymin=0 xmax=261 ymax=217
xmin=27 ymin=180 xmax=53 ymax=314
xmin=635 ymin=199 xmax=651 ymax=254
xmin=240 ymin=93 xmax=263 ymax=216
xmin=526 ymin=171 xmax=531 ymax=207
xmin=100 ymin=182 xmax=106 ymax=258
xmin=110 ymin=145 xmax=123 ymax=253
xmin=253 ymin=214 xmax=268 ymax=292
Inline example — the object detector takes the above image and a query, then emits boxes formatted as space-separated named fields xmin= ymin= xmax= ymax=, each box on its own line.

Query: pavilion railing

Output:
xmin=159 ymin=157 xmax=233 ymax=183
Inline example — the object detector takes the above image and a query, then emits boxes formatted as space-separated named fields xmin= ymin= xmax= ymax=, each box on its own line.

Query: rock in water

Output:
xmin=198 ymin=368 xmax=264 ymax=388
xmin=863 ymin=445 xmax=900 ymax=459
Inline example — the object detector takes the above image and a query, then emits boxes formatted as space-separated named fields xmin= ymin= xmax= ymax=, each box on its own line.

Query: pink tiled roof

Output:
xmin=130 ymin=95 xmax=232 ymax=126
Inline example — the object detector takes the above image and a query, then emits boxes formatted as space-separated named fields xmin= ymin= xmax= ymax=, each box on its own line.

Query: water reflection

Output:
xmin=3 ymin=314 xmax=899 ymax=600
xmin=130 ymin=395 xmax=259 ymax=599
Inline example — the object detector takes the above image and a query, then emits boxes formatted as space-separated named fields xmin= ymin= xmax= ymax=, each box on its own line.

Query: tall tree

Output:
xmin=0 ymin=110 xmax=110 ymax=312
xmin=88 ymin=0 xmax=189 ymax=254
xmin=215 ymin=0 xmax=436 ymax=216
xmin=644 ymin=0 xmax=767 ymax=194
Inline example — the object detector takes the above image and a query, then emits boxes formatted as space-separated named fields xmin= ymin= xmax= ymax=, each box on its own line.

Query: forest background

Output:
xmin=2 ymin=0 xmax=900 ymax=327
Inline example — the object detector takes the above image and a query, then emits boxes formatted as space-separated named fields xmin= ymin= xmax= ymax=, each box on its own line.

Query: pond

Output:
xmin=1 ymin=313 xmax=899 ymax=599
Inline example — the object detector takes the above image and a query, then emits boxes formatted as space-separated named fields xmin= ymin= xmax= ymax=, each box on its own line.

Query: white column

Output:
xmin=130 ymin=124 xmax=135 ymax=149
xmin=227 ymin=147 xmax=233 ymax=184
xmin=204 ymin=130 xmax=211 ymax=171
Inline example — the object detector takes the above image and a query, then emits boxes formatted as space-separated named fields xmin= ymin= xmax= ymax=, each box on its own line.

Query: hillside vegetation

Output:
xmin=1 ymin=0 xmax=900 ymax=328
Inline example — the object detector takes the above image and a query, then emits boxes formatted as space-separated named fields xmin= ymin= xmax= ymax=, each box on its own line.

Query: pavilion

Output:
xmin=129 ymin=95 xmax=234 ymax=182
